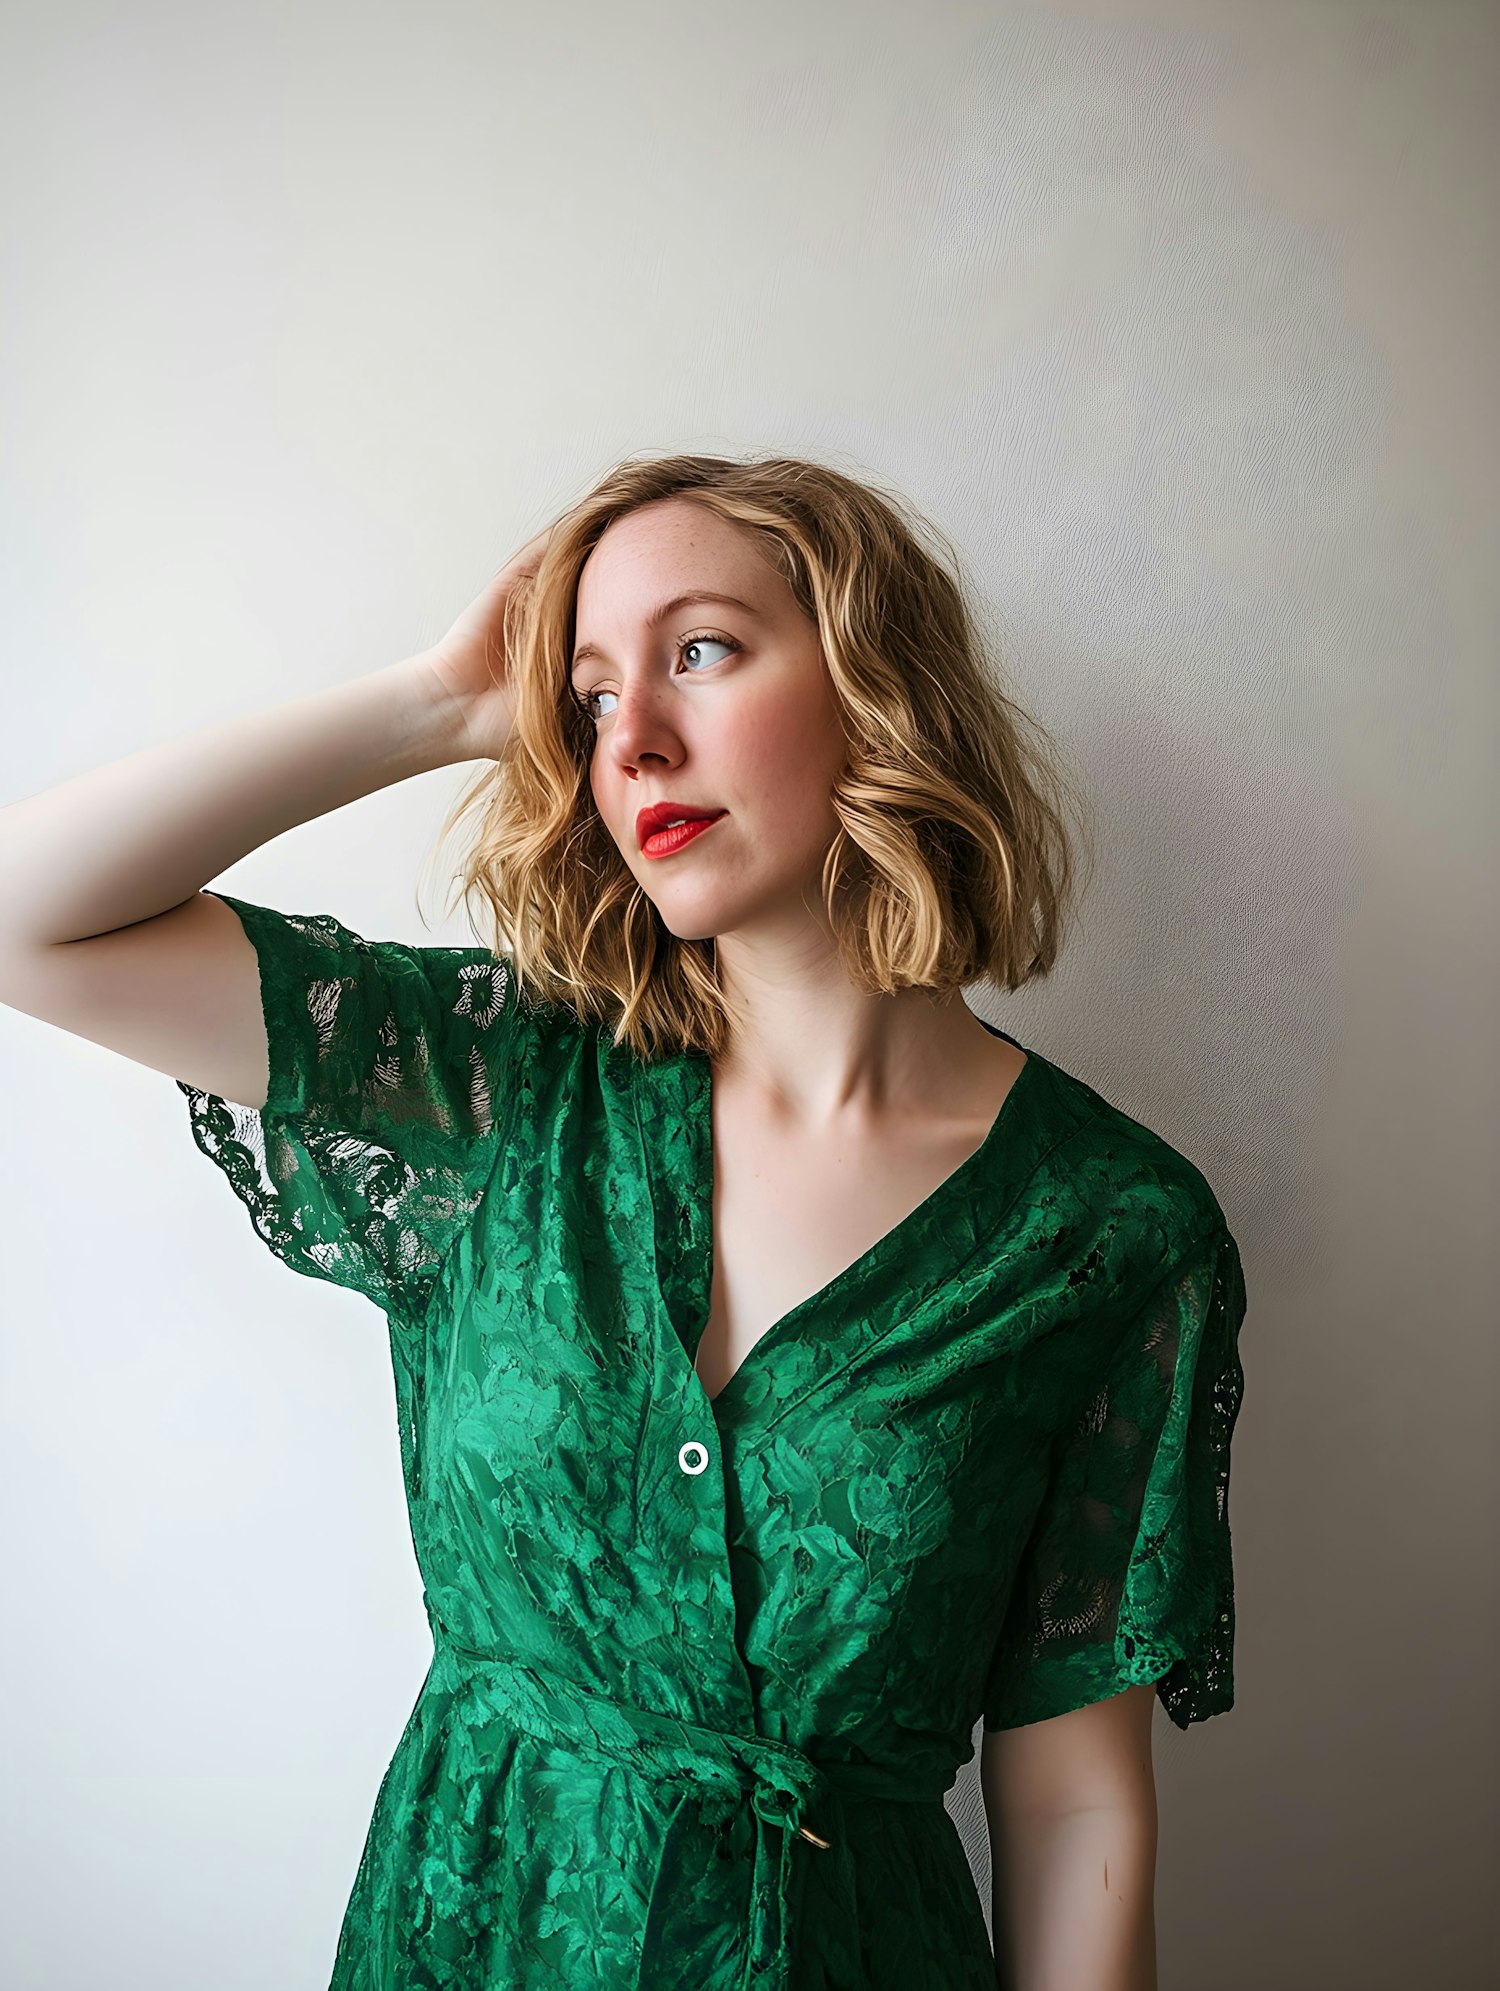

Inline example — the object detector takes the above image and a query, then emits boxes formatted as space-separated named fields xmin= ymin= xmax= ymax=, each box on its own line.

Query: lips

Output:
xmin=635 ymin=801 xmax=728 ymax=848
xmin=638 ymin=814 xmax=726 ymax=859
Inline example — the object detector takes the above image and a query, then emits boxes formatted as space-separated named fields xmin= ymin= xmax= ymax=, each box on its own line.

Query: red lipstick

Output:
xmin=636 ymin=800 xmax=728 ymax=858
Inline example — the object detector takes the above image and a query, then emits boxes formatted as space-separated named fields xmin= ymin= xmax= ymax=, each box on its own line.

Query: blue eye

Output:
xmin=681 ymin=633 xmax=735 ymax=670
xmin=573 ymin=631 xmax=740 ymax=724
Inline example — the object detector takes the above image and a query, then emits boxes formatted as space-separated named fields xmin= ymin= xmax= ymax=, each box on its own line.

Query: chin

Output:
xmin=650 ymin=911 xmax=723 ymax=945
xmin=636 ymin=885 xmax=736 ymax=944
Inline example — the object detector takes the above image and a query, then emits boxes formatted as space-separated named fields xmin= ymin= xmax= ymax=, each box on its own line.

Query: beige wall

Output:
xmin=1 ymin=1 xmax=1494 ymax=1985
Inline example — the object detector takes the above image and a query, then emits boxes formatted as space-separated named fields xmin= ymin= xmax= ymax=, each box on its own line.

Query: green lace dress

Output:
xmin=177 ymin=891 xmax=1248 ymax=1991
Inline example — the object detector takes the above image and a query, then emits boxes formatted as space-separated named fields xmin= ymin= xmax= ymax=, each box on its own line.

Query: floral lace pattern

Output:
xmin=176 ymin=893 xmax=1248 ymax=1990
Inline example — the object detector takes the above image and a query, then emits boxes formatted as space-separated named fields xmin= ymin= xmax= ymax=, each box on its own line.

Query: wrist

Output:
xmin=383 ymin=650 xmax=483 ymax=774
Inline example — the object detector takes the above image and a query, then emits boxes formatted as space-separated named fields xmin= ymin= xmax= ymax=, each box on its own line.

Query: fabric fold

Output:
xmin=429 ymin=1630 xmax=952 ymax=1991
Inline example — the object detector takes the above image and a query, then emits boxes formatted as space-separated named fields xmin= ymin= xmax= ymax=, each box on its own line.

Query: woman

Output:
xmin=0 ymin=452 xmax=1247 ymax=1989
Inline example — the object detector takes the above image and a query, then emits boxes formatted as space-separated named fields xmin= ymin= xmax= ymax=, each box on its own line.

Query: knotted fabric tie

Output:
xmin=429 ymin=1632 xmax=952 ymax=1991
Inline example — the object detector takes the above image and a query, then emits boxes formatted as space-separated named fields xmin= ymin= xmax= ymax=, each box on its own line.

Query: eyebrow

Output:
xmin=570 ymin=592 xmax=762 ymax=674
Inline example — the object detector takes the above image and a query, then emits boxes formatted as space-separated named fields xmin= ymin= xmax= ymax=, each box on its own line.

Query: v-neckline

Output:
xmin=685 ymin=1018 xmax=1039 ymax=1420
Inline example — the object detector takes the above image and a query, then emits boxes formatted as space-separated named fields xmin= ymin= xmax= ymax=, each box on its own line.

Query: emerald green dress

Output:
xmin=177 ymin=891 xmax=1248 ymax=1991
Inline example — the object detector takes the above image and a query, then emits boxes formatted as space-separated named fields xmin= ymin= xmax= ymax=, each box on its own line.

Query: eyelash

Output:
xmin=571 ymin=630 xmax=741 ymax=723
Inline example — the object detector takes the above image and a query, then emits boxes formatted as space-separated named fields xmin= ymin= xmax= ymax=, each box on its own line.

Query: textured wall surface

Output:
xmin=1 ymin=2 xmax=1494 ymax=1986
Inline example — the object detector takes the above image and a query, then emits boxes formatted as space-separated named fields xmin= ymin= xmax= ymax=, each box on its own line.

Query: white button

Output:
xmin=678 ymin=1440 xmax=710 ymax=1476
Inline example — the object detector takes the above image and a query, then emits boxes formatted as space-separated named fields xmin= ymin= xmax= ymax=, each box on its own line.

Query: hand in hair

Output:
xmin=422 ymin=524 xmax=553 ymax=760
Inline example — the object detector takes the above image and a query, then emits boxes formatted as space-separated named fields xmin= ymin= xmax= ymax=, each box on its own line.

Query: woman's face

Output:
xmin=571 ymin=498 xmax=848 ymax=948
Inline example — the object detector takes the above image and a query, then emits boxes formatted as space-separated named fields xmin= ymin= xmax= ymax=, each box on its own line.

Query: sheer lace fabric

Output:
xmin=176 ymin=892 xmax=1248 ymax=1990
xmin=179 ymin=896 xmax=520 ymax=1321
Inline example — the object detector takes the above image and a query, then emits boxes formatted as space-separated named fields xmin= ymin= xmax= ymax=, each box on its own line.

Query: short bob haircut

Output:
xmin=424 ymin=451 xmax=1095 ymax=1066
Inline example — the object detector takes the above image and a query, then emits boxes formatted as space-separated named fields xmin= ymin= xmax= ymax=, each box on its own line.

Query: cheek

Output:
xmin=730 ymin=700 xmax=844 ymax=839
xmin=733 ymin=682 xmax=842 ymax=784
xmin=588 ymin=763 xmax=623 ymax=847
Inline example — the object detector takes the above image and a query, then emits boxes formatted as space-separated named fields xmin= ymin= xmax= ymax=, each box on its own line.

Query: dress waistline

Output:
xmin=427 ymin=1629 xmax=952 ymax=1991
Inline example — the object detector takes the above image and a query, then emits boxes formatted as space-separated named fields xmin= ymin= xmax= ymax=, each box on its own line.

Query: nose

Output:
xmin=605 ymin=679 xmax=688 ymax=780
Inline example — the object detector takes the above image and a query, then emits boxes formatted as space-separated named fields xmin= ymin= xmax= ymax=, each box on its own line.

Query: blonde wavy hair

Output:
xmin=422 ymin=451 xmax=1095 ymax=1065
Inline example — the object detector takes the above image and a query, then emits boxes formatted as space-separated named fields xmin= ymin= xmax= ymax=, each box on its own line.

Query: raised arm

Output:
xmin=0 ymin=530 xmax=546 ymax=1108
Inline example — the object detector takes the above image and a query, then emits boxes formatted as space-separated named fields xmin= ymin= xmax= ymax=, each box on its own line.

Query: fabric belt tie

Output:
xmin=429 ymin=1632 xmax=952 ymax=1991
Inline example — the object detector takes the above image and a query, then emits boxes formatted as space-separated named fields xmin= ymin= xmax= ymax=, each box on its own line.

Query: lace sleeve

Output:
xmin=175 ymin=890 xmax=523 ymax=1324
xmin=982 ymin=1223 xmax=1249 ymax=1733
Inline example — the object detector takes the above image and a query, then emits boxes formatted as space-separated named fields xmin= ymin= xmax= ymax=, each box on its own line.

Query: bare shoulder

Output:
xmin=980 ymin=1682 xmax=1159 ymax=1819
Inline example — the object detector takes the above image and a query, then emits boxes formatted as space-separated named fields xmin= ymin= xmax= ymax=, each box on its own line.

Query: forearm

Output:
xmin=990 ymin=1804 xmax=1159 ymax=1991
xmin=0 ymin=651 xmax=468 ymax=947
